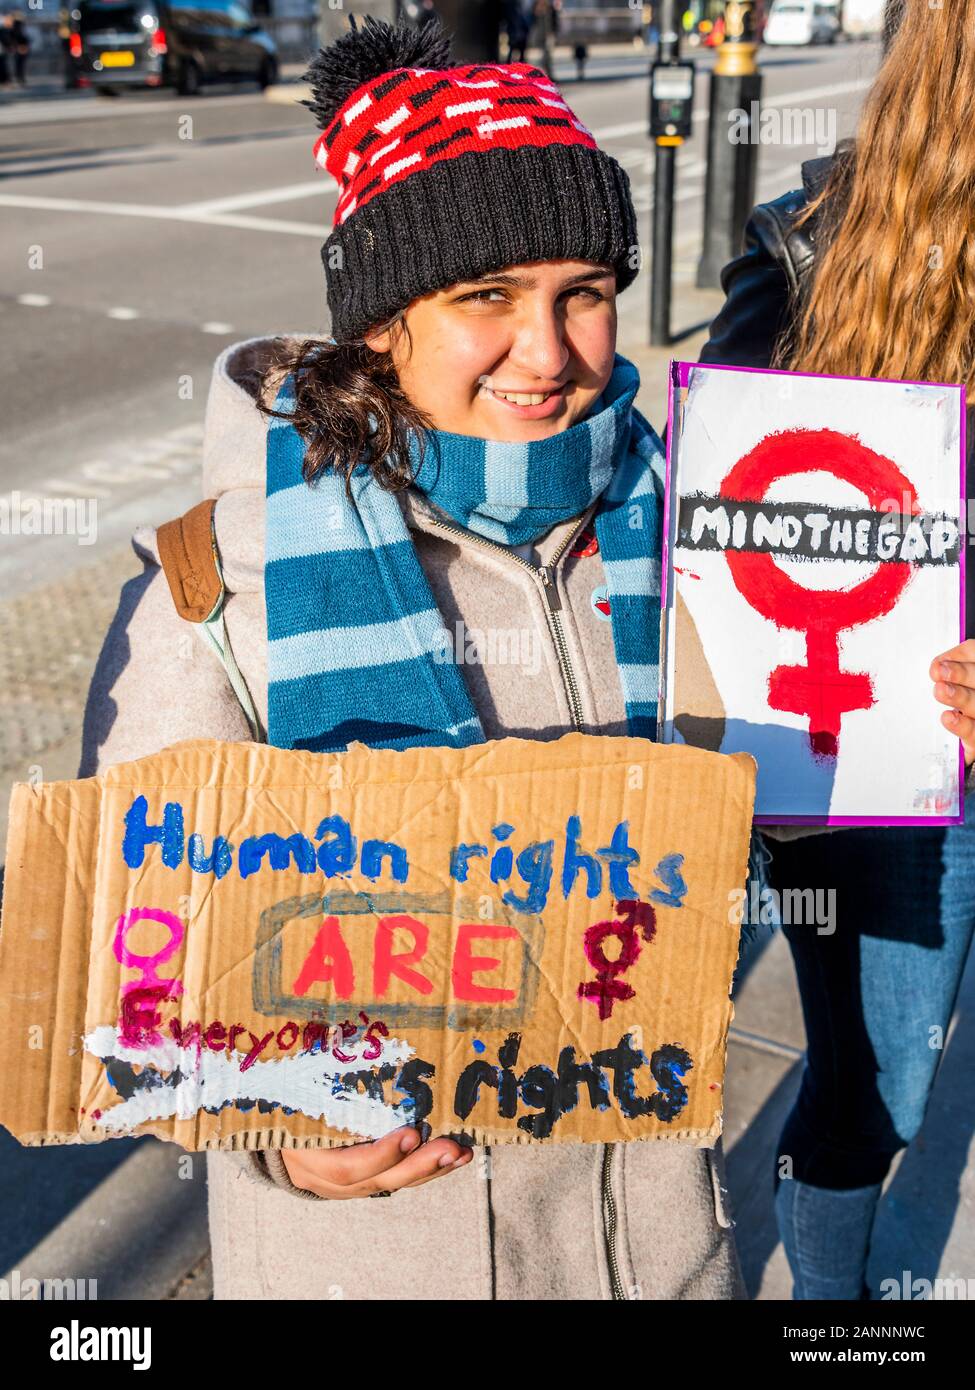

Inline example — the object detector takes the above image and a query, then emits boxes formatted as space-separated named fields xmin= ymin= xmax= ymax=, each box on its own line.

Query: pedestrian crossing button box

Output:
xmin=650 ymin=61 xmax=695 ymax=140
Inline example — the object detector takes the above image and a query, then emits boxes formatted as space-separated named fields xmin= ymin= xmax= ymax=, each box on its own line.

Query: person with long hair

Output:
xmin=700 ymin=0 xmax=975 ymax=1299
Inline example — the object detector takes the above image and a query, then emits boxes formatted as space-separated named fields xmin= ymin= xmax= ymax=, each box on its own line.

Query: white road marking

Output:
xmin=107 ymin=306 xmax=139 ymax=319
xmin=181 ymin=179 xmax=330 ymax=215
xmin=0 ymin=89 xmax=280 ymax=127
xmin=201 ymin=321 xmax=235 ymax=334
xmin=593 ymin=76 xmax=872 ymax=142
xmin=0 ymin=192 xmax=325 ymax=236
xmin=0 ymin=76 xmax=872 ymax=235
xmin=194 ymin=209 xmax=325 ymax=235
xmin=16 ymin=293 xmax=51 ymax=306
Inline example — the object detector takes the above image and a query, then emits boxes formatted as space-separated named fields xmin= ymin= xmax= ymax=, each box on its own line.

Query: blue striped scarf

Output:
xmin=264 ymin=353 xmax=665 ymax=754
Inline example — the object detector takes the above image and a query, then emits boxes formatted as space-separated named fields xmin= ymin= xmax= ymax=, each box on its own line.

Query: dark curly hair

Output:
xmin=253 ymin=315 xmax=437 ymax=498
xmin=252 ymin=16 xmax=455 ymax=496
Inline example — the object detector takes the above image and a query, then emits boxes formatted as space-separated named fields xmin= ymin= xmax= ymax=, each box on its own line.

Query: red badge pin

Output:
xmin=571 ymin=525 xmax=599 ymax=558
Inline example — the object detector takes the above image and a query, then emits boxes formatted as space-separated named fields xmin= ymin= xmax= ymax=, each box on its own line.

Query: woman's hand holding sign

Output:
xmin=931 ymin=639 xmax=975 ymax=765
xmin=280 ymin=1126 xmax=473 ymax=1199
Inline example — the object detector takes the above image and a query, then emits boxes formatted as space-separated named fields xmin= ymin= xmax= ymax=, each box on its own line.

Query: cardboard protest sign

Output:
xmin=661 ymin=361 xmax=966 ymax=824
xmin=0 ymin=733 xmax=755 ymax=1151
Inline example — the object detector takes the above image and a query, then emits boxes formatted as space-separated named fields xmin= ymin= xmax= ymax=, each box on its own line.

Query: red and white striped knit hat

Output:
xmin=302 ymin=14 xmax=640 ymax=345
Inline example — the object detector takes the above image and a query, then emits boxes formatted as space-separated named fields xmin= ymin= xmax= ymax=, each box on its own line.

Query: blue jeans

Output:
xmin=765 ymin=797 xmax=975 ymax=1299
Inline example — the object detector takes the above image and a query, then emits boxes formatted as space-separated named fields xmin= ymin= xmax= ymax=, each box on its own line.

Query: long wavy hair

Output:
xmin=771 ymin=0 xmax=975 ymax=392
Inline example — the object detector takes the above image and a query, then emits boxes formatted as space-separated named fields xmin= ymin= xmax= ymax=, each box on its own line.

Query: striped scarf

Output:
xmin=264 ymin=353 xmax=665 ymax=754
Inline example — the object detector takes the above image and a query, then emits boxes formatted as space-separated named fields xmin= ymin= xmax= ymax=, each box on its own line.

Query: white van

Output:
xmin=763 ymin=0 xmax=840 ymax=46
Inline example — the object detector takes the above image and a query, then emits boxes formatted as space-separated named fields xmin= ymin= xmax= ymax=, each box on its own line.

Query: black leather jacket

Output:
xmin=698 ymin=154 xmax=975 ymax=640
xmin=698 ymin=153 xmax=835 ymax=371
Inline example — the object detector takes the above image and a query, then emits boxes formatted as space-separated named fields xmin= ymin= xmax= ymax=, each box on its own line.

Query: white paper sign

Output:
xmin=661 ymin=363 xmax=965 ymax=824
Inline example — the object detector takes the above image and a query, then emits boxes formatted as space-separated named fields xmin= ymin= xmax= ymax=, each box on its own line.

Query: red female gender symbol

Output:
xmin=721 ymin=428 xmax=920 ymax=759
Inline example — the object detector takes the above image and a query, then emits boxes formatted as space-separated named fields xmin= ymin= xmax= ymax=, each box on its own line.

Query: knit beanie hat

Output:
xmin=302 ymin=14 xmax=640 ymax=346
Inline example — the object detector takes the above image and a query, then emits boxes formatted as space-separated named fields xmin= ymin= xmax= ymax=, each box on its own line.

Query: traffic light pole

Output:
xmin=696 ymin=1 xmax=763 ymax=287
xmin=649 ymin=0 xmax=687 ymax=346
xmin=650 ymin=135 xmax=677 ymax=346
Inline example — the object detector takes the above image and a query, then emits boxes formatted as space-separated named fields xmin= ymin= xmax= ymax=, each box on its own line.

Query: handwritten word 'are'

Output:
xmin=291 ymin=916 xmax=519 ymax=1004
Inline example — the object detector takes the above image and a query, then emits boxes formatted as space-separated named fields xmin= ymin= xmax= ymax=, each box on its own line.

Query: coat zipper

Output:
xmin=424 ymin=503 xmax=627 ymax=1301
xmin=535 ymin=561 xmax=585 ymax=725
xmin=424 ymin=509 xmax=591 ymax=726
xmin=601 ymin=1144 xmax=626 ymax=1301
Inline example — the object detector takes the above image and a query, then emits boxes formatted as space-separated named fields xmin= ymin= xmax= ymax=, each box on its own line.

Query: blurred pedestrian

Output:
xmin=526 ymin=0 xmax=560 ymax=39
xmin=504 ymin=0 xmax=532 ymax=62
xmin=0 ymin=12 xmax=31 ymax=88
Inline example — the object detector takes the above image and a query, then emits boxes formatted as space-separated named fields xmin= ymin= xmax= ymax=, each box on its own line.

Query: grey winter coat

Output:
xmin=79 ymin=335 xmax=746 ymax=1301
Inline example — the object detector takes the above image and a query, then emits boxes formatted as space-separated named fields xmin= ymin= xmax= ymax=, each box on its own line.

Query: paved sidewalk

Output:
xmin=1 ymin=1134 xmax=211 ymax=1300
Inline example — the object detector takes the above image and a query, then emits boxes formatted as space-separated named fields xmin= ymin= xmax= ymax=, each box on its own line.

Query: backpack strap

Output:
xmin=156 ymin=499 xmax=265 ymax=743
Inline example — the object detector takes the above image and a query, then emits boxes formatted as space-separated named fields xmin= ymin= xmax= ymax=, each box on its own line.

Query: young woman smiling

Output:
xmin=80 ymin=15 xmax=747 ymax=1302
xmin=79 ymin=12 xmax=975 ymax=1301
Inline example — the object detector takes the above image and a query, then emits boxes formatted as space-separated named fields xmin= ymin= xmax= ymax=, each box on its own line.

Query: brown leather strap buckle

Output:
xmin=156 ymin=498 xmax=223 ymax=624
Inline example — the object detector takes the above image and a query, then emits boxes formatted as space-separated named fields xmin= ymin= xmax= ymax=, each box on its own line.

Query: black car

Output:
xmin=69 ymin=0 xmax=278 ymax=95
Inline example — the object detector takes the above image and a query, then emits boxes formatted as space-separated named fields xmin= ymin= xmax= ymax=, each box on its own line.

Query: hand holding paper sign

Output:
xmin=931 ymin=640 xmax=975 ymax=766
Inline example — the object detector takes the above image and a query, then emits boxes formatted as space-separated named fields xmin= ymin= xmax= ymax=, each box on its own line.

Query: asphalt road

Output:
xmin=0 ymin=42 xmax=881 ymax=595
xmin=0 ymin=40 xmax=890 ymax=1299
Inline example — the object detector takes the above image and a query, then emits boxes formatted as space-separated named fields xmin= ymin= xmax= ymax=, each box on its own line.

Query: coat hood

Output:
xmin=131 ymin=336 xmax=296 ymax=593
xmin=200 ymin=335 xmax=304 ymax=499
